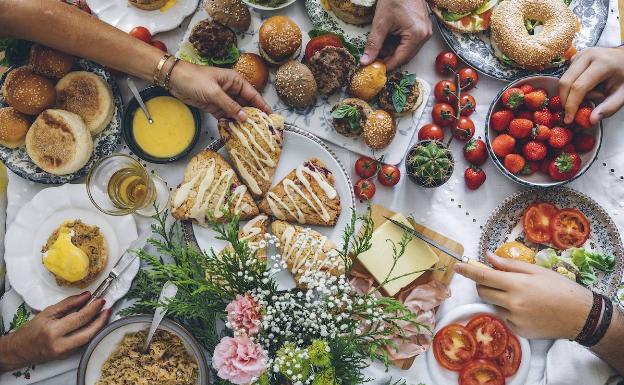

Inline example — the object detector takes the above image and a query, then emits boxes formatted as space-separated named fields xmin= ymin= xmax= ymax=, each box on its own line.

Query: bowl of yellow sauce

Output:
xmin=123 ymin=87 xmax=201 ymax=163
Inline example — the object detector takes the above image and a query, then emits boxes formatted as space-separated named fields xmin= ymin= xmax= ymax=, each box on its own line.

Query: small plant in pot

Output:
xmin=405 ymin=140 xmax=455 ymax=188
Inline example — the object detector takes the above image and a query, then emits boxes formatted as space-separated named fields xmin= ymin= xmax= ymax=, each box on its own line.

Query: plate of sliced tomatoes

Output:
xmin=427 ymin=304 xmax=530 ymax=385
xmin=523 ymin=202 xmax=591 ymax=250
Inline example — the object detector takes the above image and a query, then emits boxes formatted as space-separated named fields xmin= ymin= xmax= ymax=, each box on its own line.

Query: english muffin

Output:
xmin=29 ymin=44 xmax=75 ymax=79
xmin=0 ymin=107 xmax=30 ymax=148
xmin=1 ymin=67 xmax=56 ymax=115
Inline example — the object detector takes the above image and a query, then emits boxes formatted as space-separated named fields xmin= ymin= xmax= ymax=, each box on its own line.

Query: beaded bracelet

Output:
xmin=584 ymin=295 xmax=613 ymax=347
xmin=575 ymin=291 xmax=602 ymax=345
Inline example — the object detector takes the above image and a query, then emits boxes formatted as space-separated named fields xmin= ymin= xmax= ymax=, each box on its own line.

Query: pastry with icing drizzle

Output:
xmin=218 ymin=107 xmax=285 ymax=200
xmin=220 ymin=214 xmax=270 ymax=261
xmin=258 ymin=158 xmax=341 ymax=226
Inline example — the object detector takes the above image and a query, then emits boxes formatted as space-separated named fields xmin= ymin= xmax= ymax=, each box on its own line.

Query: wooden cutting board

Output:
xmin=351 ymin=204 xmax=464 ymax=370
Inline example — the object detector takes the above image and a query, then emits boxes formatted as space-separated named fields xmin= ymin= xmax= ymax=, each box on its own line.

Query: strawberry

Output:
xmin=548 ymin=95 xmax=563 ymax=112
xmin=548 ymin=153 xmax=581 ymax=181
xmin=509 ymin=118 xmax=534 ymax=139
xmin=548 ymin=126 xmax=573 ymax=149
xmin=523 ymin=140 xmax=548 ymax=161
xmin=501 ymin=88 xmax=524 ymax=109
xmin=521 ymin=160 xmax=540 ymax=175
xmin=533 ymin=109 xmax=552 ymax=127
xmin=464 ymin=139 xmax=488 ymax=166
xmin=492 ymin=134 xmax=516 ymax=158
xmin=540 ymin=157 xmax=552 ymax=174
xmin=574 ymin=133 xmax=596 ymax=153
xmin=504 ymin=154 xmax=526 ymax=174
xmin=550 ymin=111 xmax=563 ymax=126
xmin=464 ymin=166 xmax=486 ymax=190
xmin=532 ymin=125 xmax=551 ymax=141
xmin=516 ymin=110 xmax=534 ymax=121
xmin=519 ymin=84 xmax=534 ymax=94
xmin=490 ymin=110 xmax=514 ymax=132
xmin=574 ymin=106 xmax=594 ymax=129
xmin=524 ymin=89 xmax=548 ymax=111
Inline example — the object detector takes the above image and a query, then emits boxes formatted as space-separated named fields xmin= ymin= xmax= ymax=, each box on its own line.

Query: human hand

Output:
xmin=0 ymin=292 xmax=110 ymax=372
xmin=559 ymin=46 xmax=624 ymax=126
xmin=170 ymin=61 xmax=272 ymax=121
xmin=360 ymin=0 xmax=432 ymax=71
xmin=455 ymin=252 xmax=593 ymax=340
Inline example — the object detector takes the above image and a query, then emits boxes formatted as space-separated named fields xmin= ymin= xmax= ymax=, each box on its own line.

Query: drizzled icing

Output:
xmin=241 ymin=214 xmax=268 ymax=240
xmin=266 ymin=161 xmax=337 ymax=224
xmin=172 ymin=158 xmax=249 ymax=224
xmin=278 ymin=225 xmax=342 ymax=279
xmin=227 ymin=112 xmax=282 ymax=196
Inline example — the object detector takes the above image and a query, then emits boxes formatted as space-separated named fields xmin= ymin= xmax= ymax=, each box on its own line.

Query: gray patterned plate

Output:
xmin=304 ymin=0 xmax=370 ymax=50
xmin=435 ymin=0 xmax=609 ymax=81
xmin=0 ymin=59 xmax=122 ymax=184
xmin=479 ymin=187 xmax=624 ymax=298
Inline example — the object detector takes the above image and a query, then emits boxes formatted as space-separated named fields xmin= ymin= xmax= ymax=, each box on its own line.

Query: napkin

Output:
xmin=542 ymin=340 xmax=618 ymax=385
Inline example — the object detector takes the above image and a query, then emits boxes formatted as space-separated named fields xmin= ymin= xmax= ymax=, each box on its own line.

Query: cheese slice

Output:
xmin=357 ymin=213 xmax=439 ymax=296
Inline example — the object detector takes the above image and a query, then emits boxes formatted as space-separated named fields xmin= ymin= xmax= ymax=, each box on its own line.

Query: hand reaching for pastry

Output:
xmin=0 ymin=292 xmax=110 ymax=373
xmin=360 ymin=0 xmax=432 ymax=71
xmin=170 ymin=61 xmax=272 ymax=121
xmin=559 ymin=46 xmax=624 ymax=126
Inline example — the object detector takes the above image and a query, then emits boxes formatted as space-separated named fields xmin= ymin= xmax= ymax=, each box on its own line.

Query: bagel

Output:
xmin=430 ymin=0 xmax=499 ymax=33
xmin=490 ymin=0 xmax=577 ymax=69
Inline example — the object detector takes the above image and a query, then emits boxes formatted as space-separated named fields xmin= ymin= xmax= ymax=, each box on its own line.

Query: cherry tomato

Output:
xmin=550 ymin=208 xmax=591 ymax=249
xmin=523 ymin=203 xmax=558 ymax=244
xmin=434 ymin=80 xmax=457 ymax=103
xmin=459 ymin=67 xmax=479 ymax=90
xmin=150 ymin=39 xmax=168 ymax=52
xmin=129 ymin=26 xmax=152 ymax=43
xmin=354 ymin=178 xmax=376 ymax=201
xmin=432 ymin=103 xmax=456 ymax=127
xmin=459 ymin=359 xmax=505 ymax=385
xmin=494 ymin=333 xmax=522 ymax=377
xmin=454 ymin=117 xmax=475 ymax=142
xmin=354 ymin=156 xmax=379 ymax=179
xmin=466 ymin=315 xmax=508 ymax=358
xmin=435 ymin=51 xmax=460 ymax=76
xmin=305 ymin=34 xmax=343 ymax=62
xmin=418 ymin=123 xmax=445 ymax=142
xmin=433 ymin=324 xmax=477 ymax=371
xmin=460 ymin=94 xmax=476 ymax=116
xmin=378 ymin=164 xmax=400 ymax=187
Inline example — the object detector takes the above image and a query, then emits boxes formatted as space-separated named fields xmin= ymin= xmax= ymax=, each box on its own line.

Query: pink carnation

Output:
xmin=212 ymin=336 xmax=267 ymax=385
xmin=226 ymin=295 xmax=262 ymax=335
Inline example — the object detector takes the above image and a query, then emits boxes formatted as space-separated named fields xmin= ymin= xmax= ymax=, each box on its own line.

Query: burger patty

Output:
xmin=378 ymin=72 xmax=420 ymax=113
xmin=307 ymin=46 xmax=356 ymax=95
xmin=189 ymin=19 xmax=237 ymax=58
xmin=331 ymin=99 xmax=370 ymax=137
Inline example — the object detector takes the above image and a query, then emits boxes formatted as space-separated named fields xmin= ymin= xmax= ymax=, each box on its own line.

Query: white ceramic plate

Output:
xmin=4 ymin=184 xmax=138 ymax=311
xmin=426 ymin=304 xmax=531 ymax=385
xmin=243 ymin=0 xmax=298 ymax=11
xmin=87 ymin=0 xmax=199 ymax=34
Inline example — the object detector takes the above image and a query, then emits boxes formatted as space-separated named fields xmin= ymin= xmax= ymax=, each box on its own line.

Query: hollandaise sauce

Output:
xmin=160 ymin=0 xmax=177 ymax=12
xmin=132 ymin=96 xmax=196 ymax=159
xmin=42 ymin=225 xmax=89 ymax=283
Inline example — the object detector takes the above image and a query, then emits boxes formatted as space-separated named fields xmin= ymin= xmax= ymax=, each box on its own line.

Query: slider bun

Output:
xmin=205 ymin=0 xmax=251 ymax=30
xmin=233 ymin=53 xmax=269 ymax=92
xmin=127 ymin=0 xmax=167 ymax=10
xmin=26 ymin=109 xmax=93 ymax=175
xmin=29 ymin=44 xmax=75 ymax=79
xmin=55 ymin=71 xmax=114 ymax=136
xmin=327 ymin=0 xmax=375 ymax=25
xmin=349 ymin=60 xmax=387 ymax=101
xmin=275 ymin=61 xmax=317 ymax=109
xmin=0 ymin=107 xmax=31 ymax=148
xmin=259 ymin=16 xmax=302 ymax=65
xmin=430 ymin=6 xmax=487 ymax=33
xmin=2 ymin=67 xmax=56 ymax=116
xmin=363 ymin=109 xmax=395 ymax=150
xmin=430 ymin=0 xmax=483 ymax=14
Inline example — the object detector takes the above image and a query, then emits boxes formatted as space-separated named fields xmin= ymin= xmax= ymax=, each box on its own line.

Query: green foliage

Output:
xmin=338 ymin=207 xmax=373 ymax=275
xmin=308 ymin=29 xmax=362 ymax=62
xmin=9 ymin=303 xmax=30 ymax=332
xmin=308 ymin=339 xmax=332 ymax=368
xmin=0 ymin=39 xmax=32 ymax=67
xmin=392 ymin=74 xmax=417 ymax=113
xmin=331 ymin=104 xmax=361 ymax=131
xmin=179 ymin=43 xmax=240 ymax=68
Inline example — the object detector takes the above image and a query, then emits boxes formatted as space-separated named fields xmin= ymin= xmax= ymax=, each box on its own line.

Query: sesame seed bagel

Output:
xmin=430 ymin=0 xmax=484 ymax=14
xmin=490 ymin=0 xmax=577 ymax=69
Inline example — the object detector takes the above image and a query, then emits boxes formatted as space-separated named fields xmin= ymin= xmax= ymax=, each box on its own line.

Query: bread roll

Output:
xmin=205 ymin=0 xmax=251 ymax=30
xmin=29 ymin=44 xmax=75 ymax=79
xmin=363 ymin=109 xmax=395 ymax=150
xmin=26 ymin=109 xmax=93 ymax=175
xmin=275 ymin=61 xmax=317 ymax=109
xmin=1 ymin=67 xmax=56 ymax=115
xmin=233 ymin=53 xmax=269 ymax=92
xmin=55 ymin=71 xmax=114 ymax=136
xmin=128 ymin=0 xmax=167 ymax=10
xmin=259 ymin=16 xmax=302 ymax=65
xmin=0 ymin=107 xmax=30 ymax=148
xmin=349 ymin=61 xmax=387 ymax=102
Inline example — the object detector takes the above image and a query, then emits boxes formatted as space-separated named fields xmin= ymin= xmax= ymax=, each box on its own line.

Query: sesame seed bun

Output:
xmin=349 ymin=60 xmax=387 ymax=102
xmin=327 ymin=0 xmax=376 ymax=25
xmin=204 ymin=0 xmax=251 ymax=31
xmin=259 ymin=16 xmax=302 ymax=65
xmin=430 ymin=0 xmax=484 ymax=14
xmin=127 ymin=0 xmax=167 ymax=10
xmin=29 ymin=44 xmax=75 ymax=79
xmin=233 ymin=53 xmax=269 ymax=92
xmin=275 ymin=61 xmax=317 ymax=109
xmin=1 ymin=67 xmax=56 ymax=116
xmin=363 ymin=109 xmax=395 ymax=150
xmin=0 ymin=107 xmax=31 ymax=148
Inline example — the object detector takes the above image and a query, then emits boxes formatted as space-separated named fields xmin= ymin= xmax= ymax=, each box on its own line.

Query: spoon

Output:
xmin=142 ymin=281 xmax=178 ymax=353
xmin=127 ymin=77 xmax=154 ymax=124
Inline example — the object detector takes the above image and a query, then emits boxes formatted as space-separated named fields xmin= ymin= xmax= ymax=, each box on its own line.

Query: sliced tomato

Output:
xmin=460 ymin=16 xmax=473 ymax=27
xmin=550 ymin=208 xmax=590 ymax=249
xmin=466 ymin=315 xmax=508 ymax=358
xmin=494 ymin=333 xmax=522 ymax=377
xmin=304 ymin=34 xmax=343 ymax=62
xmin=480 ymin=10 xmax=492 ymax=29
xmin=563 ymin=46 xmax=577 ymax=60
xmin=537 ymin=203 xmax=558 ymax=220
xmin=459 ymin=360 xmax=505 ymax=385
xmin=523 ymin=203 xmax=555 ymax=244
xmin=433 ymin=324 xmax=477 ymax=371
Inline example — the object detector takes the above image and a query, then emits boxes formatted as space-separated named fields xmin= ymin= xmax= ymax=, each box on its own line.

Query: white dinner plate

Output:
xmin=4 ymin=184 xmax=138 ymax=311
xmin=87 ymin=0 xmax=199 ymax=34
xmin=426 ymin=304 xmax=531 ymax=385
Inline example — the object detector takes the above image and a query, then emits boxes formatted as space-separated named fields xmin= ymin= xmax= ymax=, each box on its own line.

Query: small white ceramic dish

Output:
xmin=243 ymin=0 xmax=298 ymax=11
xmin=4 ymin=184 xmax=138 ymax=311
xmin=426 ymin=303 xmax=531 ymax=385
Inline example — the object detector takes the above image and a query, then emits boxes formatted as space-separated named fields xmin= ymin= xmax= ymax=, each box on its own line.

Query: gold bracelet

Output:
xmin=163 ymin=58 xmax=180 ymax=91
xmin=153 ymin=53 xmax=173 ymax=86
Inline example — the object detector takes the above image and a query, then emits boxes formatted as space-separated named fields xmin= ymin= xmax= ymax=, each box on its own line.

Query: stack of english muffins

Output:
xmin=0 ymin=44 xmax=114 ymax=176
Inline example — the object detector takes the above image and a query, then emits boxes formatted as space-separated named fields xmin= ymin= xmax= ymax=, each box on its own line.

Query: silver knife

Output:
xmin=383 ymin=216 xmax=491 ymax=269
xmin=88 ymin=229 xmax=152 ymax=304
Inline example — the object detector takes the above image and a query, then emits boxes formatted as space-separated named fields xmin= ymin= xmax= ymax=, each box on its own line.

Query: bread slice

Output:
xmin=170 ymin=150 xmax=259 ymax=225
xmin=25 ymin=109 xmax=93 ymax=175
xmin=219 ymin=107 xmax=285 ymax=200
xmin=55 ymin=71 xmax=114 ymax=136
xmin=259 ymin=158 xmax=341 ymax=226
xmin=272 ymin=220 xmax=344 ymax=287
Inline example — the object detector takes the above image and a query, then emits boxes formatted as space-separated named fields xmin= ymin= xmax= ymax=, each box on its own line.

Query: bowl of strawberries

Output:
xmin=486 ymin=75 xmax=602 ymax=187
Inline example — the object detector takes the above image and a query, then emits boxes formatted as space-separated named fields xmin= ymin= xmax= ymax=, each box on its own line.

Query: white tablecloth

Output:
xmin=1 ymin=1 xmax=623 ymax=384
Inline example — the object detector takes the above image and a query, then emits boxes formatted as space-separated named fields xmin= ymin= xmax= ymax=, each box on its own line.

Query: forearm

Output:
xmin=590 ymin=307 xmax=624 ymax=375
xmin=0 ymin=0 xmax=163 ymax=80
xmin=0 ymin=333 xmax=27 ymax=373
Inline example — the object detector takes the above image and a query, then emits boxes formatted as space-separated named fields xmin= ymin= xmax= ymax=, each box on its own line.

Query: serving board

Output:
xmin=351 ymin=204 xmax=463 ymax=369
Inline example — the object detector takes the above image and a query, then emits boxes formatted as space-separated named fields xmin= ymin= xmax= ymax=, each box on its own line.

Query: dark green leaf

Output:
xmin=332 ymin=104 xmax=361 ymax=130
xmin=0 ymin=38 xmax=32 ymax=67
xmin=207 ymin=43 xmax=240 ymax=67
xmin=9 ymin=303 xmax=30 ymax=332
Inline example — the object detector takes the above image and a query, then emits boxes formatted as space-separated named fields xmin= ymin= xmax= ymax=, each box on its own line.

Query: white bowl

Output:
xmin=485 ymin=75 xmax=602 ymax=188
xmin=242 ymin=0 xmax=298 ymax=11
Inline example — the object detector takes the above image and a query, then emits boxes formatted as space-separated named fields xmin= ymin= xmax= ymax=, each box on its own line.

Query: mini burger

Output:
xmin=187 ymin=19 xmax=239 ymax=66
xmin=275 ymin=61 xmax=317 ymax=109
xmin=233 ymin=53 xmax=269 ymax=92
xmin=259 ymin=16 xmax=302 ymax=66
xmin=307 ymin=46 xmax=356 ymax=96
xmin=327 ymin=0 xmax=377 ymax=26
xmin=330 ymin=98 xmax=372 ymax=138
xmin=378 ymin=72 xmax=423 ymax=116
xmin=430 ymin=0 xmax=499 ymax=33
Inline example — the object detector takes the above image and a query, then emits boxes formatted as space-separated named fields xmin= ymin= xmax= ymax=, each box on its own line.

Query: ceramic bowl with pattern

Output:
xmin=243 ymin=0 xmax=299 ymax=11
